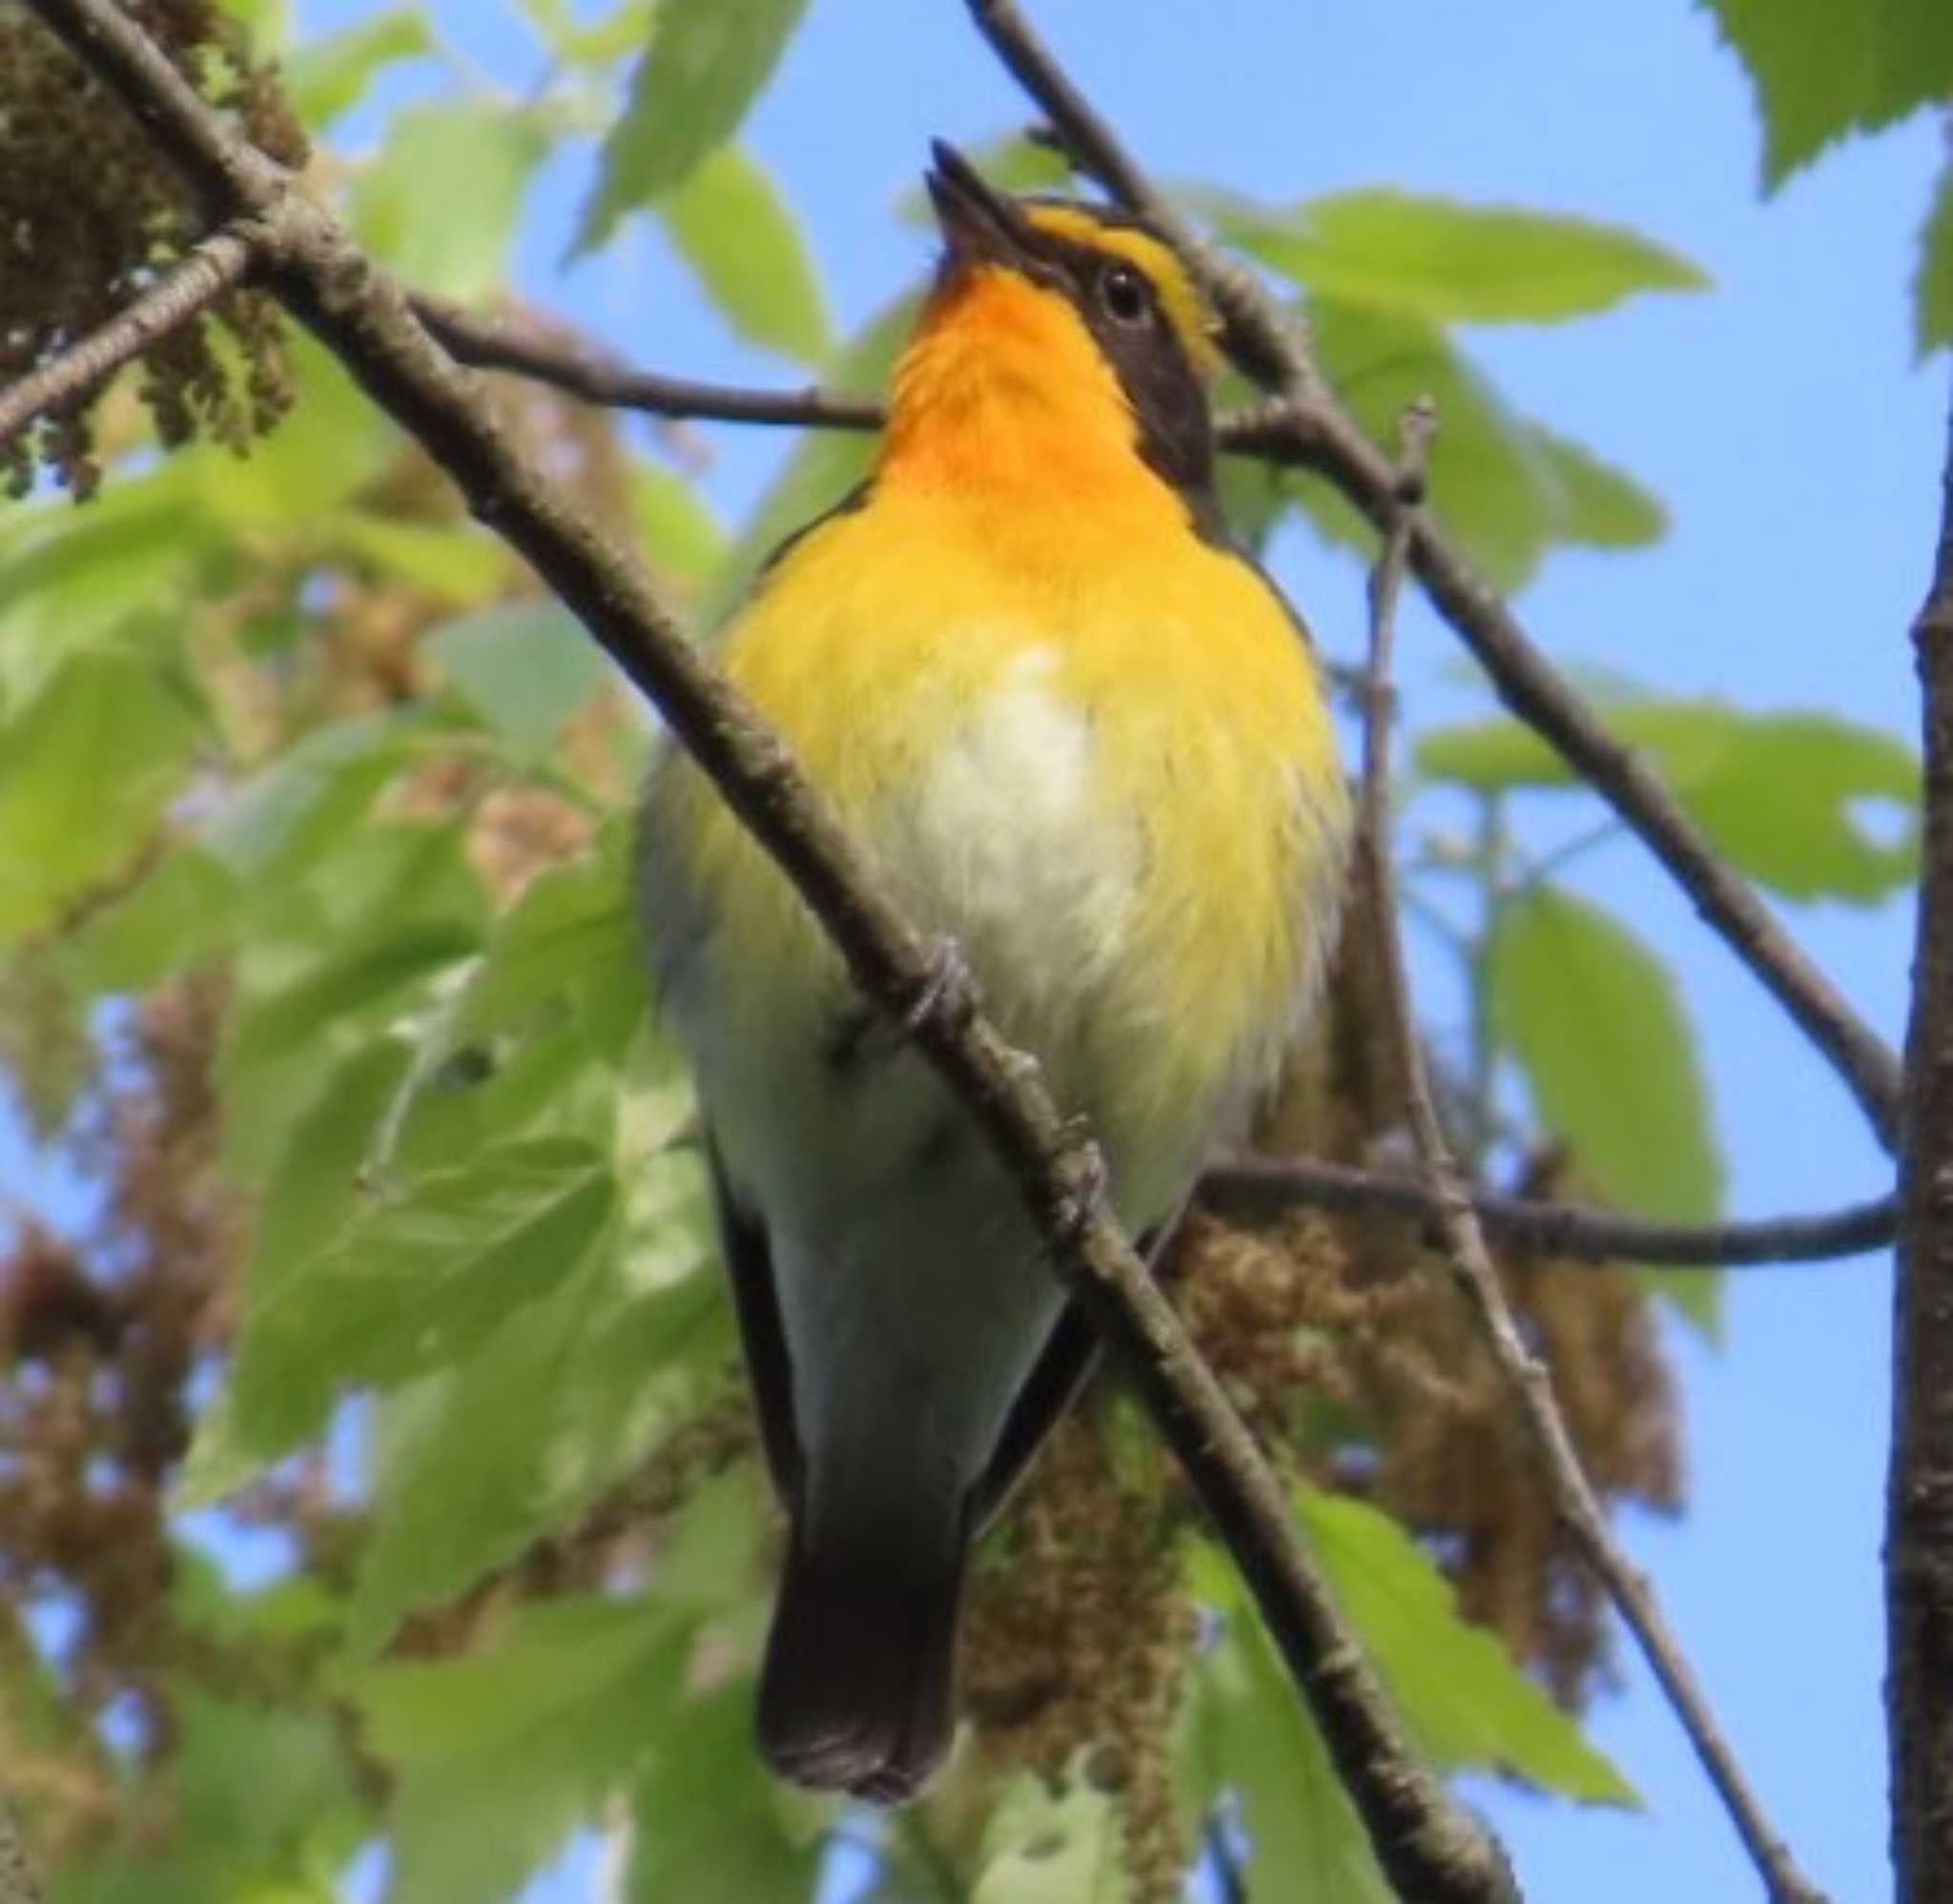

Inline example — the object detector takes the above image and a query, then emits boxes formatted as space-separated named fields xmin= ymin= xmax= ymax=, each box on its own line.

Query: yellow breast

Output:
xmin=668 ymin=479 xmax=1347 ymax=1210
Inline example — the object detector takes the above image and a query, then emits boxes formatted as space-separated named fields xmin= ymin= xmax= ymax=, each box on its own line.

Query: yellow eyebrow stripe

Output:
xmin=1022 ymin=204 xmax=1223 ymax=376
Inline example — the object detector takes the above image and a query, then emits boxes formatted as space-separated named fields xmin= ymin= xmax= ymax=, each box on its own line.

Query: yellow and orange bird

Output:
xmin=635 ymin=143 xmax=1348 ymax=1802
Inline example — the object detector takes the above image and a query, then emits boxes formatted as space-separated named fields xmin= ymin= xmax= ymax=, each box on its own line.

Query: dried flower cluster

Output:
xmin=0 ymin=3 xmax=303 ymax=498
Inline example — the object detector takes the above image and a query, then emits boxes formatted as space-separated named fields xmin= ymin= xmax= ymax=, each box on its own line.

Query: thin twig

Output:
xmin=963 ymin=0 xmax=1902 ymax=1157
xmin=414 ymin=295 xmax=885 ymax=432
xmin=1887 ymin=369 xmax=1953 ymax=1903
xmin=1357 ymin=395 xmax=1826 ymax=1903
xmin=18 ymin=3 xmax=1516 ymax=1897
xmin=0 ymin=219 xmax=258 ymax=448
xmin=1200 ymin=1155 xmax=1896 ymax=1267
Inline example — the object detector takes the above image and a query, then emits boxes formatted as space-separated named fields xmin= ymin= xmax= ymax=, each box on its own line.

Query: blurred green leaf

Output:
xmin=1700 ymin=0 xmax=1953 ymax=188
xmin=357 ymin=1594 xmax=697 ymax=1904
xmin=1197 ymin=1603 xmax=1392 ymax=1904
xmin=455 ymin=820 xmax=647 ymax=1061
xmin=177 ymin=1038 xmax=412 ymax=1508
xmin=354 ymin=102 xmax=545 ymax=298
xmin=340 ymin=513 xmax=512 ymax=605
xmin=1305 ymin=299 xmax=1556 ymax=590
xmin=1418 ymin=700 xmax=1920 ymax=901
xmin=195 ymin=332 xmax=393 ymax=528
xmin=0 ymin=649 xmax=201 ymax=947
xmin=0 ymin=476 xmax=215 ymax=688
xmin=1490 ymin=887 xmax=1723 ymax=1328
xmin=1303 ymin=1491 xmax=1637 ymax=1799
xmin=61 ymin=847 xmax=239 ymax=996
xmin=660 ymin=145 xmax=834 ymax=366
xmin=971 ymin=1776 xmax=1130 ymax=1904
xmin=704 ymin=293 xmax=915 ymax=624
xmin=286 ymin=10 xmax=438 ymax=129
xmin=425 ymin=602 xmax=612 ymax=754
xmin=1530 ymin=424 xmax=1668 ymax=549
xmin=627 ymin=1681 xmax=827 ymax=1902
xmin=574 ymin=0 xmax=812 ymax=256
xmin=56 ymin=1689 xmax=364 ymax=1904
xmin=1917 ymin=158 xmax=1953 ymax=359
xmin=217 ymin=818 xmax=487 ymax=1178
xmin=227 ymin=1136 xmax=616 ymax=1463
xmin=631 ymin=461 xmax=730 ymax=597
xmin=346 ymin=1192 xmax=726 ymax=1650
xmin=201 ymin=710 xmax=406 ymax=880
xmin=1200 ymin=186 xmax=1707 ymax=323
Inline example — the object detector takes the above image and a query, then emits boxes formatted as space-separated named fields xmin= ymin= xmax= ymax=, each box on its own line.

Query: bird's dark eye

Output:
xmin=1098 ymin=261 xmax=1152 ymax=326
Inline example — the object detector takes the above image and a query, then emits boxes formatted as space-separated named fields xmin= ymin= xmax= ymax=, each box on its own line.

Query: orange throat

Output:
xmin=876 ymin=267 xmax=1171 ymax=517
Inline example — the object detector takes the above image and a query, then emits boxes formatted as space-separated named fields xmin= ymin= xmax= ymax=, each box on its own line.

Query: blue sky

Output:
xmin=15 ymin=0 xmax=1943 ymax=1896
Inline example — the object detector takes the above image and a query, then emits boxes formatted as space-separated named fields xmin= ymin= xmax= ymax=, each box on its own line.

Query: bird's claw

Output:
xmin=904 ymin=935 xmax=976 ymax=1036
xmin=1052 ymin=1133 xmax=1109 ymax=1249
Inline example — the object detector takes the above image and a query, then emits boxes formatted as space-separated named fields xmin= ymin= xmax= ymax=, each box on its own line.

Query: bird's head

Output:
xmin=884 ymin=140 xmax=1223 ymax=506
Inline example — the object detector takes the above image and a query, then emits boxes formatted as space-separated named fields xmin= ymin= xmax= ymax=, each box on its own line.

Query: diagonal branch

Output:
xmin=1200 ymin=1155 xmax=1897 ymax=1267
xmin=965 ymin=0 xmax=1902 ymax=1157
xmin=0 ymin=219 xmax=259 ymax=450
xmin=16 ymin=2 xmax=1516 ymax=1897
xmin=1887 ymin=371 xmax=1953 ymax=1904
xmin=1355 ymin=393 xmax=1826 ymax=1903
xmin=413 ymin=295 xmax=885 ymax=433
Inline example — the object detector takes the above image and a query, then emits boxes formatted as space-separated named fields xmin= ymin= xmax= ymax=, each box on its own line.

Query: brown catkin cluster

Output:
xmin=0 ymin=3 xmax=303 ymax=498
xmin=0 ymin=973 xmax=240 ymax=1858
xmin=961 ymin=1412 xmax=1198 ymax=1903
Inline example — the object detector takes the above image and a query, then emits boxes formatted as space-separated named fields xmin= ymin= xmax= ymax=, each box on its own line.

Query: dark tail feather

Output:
xmin=757 ymin=1520 xmax=964 ymax=1805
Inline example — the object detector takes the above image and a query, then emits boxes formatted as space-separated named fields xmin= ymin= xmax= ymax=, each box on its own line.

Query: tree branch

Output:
xmin=17 ymin=2 xmax=1516 ymax=1897
xmin=1200 ymin=1155 xmax=1896 ymax=1267
xmin=0 ymin=219 xmax=258 ymax=450
xmin=1888 ymin=369 xmax=1953 ymax=1904
xmin=964 ymin=0 xmax=1902 ymax=1158
xmin=1353 ymin=396 xmax=1825 ymax=1903
xmin=412 ymin=295 xmax=885 ymax=433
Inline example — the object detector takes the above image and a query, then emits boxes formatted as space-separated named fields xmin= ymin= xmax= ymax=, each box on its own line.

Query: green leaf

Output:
xmin=1201 ymin=186 xmax=1707 ymax=323
xmin=1197 ymin=1603 xmax=1393 ymax=1904
xmin=454 ymin=820 xmax=647 ymax=1061
xmin=425 ymin=602 xmax=612 ymax=754
xmin=1302 ymin=1492 xmax=1636 ymax=1800
xmin=1699 ymin=0 xmax=1953 ymax=188
xmin=1490 ymin=888 xmax=1723 ymax=1327
xmin=630 ymin=460 xmax=729 ymax=597
xmin=177 ymin=1038 xmax=412 ymax=1507
xmin=1305 ymin=300 xmax=1556 ymax=590
xmin=356 ymin=1594 xmax=698 ymax=1904
xmin=61 ymin=847 xmax=240 ymax=996
xmin=346 ymin=1197 xmax=726 ymax=1650
xmin=972 ymin=1776 xmax=1131 ymax=1904
xmin=226 ymin=1136 xmax=617 ymax=1463
xmin=1418 ymin=700 xmax=1920 ymax=901
xmin=627 ymin=1682 xmax=828 ymax=1902
xmin=354 ymin=102 xmax=545 ymax=298
xmin=660 ymin=145 xmax=833 ymax=367
xmin=1917 ymin=158 xmax=1953 ymax=359
xmin=340 ymin=513 xmax=512 ymax=605
xmin=216 ymin=818 xmax=487 ymax=1179
xmin=704 ymin=293 xmax=915 ymax=625
xmin=60 ymin=1688 xmax=366 ymax=1902
xmin=574 ymin=0 xmax=812 ymax=256
xmin=0 ymin=650 xmax=201 ymax=946
xmin=201 ymin=711 xmax=409 ymax=881
xmin=286 ymin=10 xmax=438 ymax=129
xmin=1529 ymin=425 xmax=1668 ymax=549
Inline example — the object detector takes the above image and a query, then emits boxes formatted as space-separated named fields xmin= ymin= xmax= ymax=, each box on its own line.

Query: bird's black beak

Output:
xmin=924 ymin=139 xmax=1037 ymax=272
